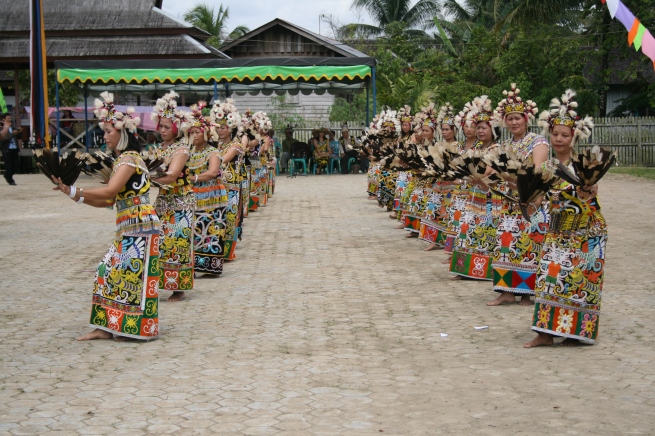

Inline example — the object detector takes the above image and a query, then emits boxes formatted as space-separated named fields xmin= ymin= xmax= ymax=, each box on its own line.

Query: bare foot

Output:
xmin=395 ymin=224 xmax=405 ymax=229
xmin=198 ymin=274 xmax=220 ymax=279
xmin=561 ymin=338 xmax=581 ymax=347
xmin=114 ymin=336 xmax=137 ymax=342
xmin=487 ymin=292 xmax=516 ymax=306
xmin=405 ymin=232 xmax=418 ymax=238
xmin=167 ymin=291 xmax=186 ymax=302
xmin=524 ymin=333 xmax=554 ymax=348
xmin=518 ymin=295 xmax=533 ymax=306
xmin=368 ymin=196 xmax=377 ymax=200
xmin=389 ymin=213 xmax=397 ymax=219
xmin=441 ymin=257 xmax=451 ymax=265
xmin=450 ymin=275 xmax=462 ymax=281
xmin=76 ymin=329 xmax=113 ymax=341
xmin=423 ymin=243 xmax=440 ymax=251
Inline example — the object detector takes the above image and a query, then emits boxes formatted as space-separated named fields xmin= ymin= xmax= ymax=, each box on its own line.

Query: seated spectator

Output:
xmin=280 ymin=127 xmax=295 ymax=172
xmin=60 ymin=110 xmax=74 ymax=137
xmin=329 ymin=130 xmax=341 ymax=158
xmin=312 ymin=128 xmax=330 ymax=174
xmin=339 ymin=125 xmax=368 ymax=174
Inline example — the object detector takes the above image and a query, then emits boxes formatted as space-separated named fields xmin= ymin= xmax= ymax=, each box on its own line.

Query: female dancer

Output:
xmin=420 ymin=103 xmax=461 ymax=250
xmin=449 ymin=96 xmax=500 ymax=280
xmin=53 ymin=92 xmax=160 ymax=340
xmin=186 ymin=105 xmax=227 ymax=277
xmin=391 ymin=106 xmax=414 ymax=221
xmin=525 ymin=90 xmax=605 ymax=347
xmin=255 ymin=112 xmax=272 ymax=206
xmin=211 ymin=99 xmax=245 ymax=261
xmin=442 ymin=102 xmax=479 ymax=261
xmin=151 ymin=91 xmax=194 ymax=302
xmin=403 ymin=104 xmax=437 ymax=237
xmin=487 ymin=84 xmax=549 ymax=306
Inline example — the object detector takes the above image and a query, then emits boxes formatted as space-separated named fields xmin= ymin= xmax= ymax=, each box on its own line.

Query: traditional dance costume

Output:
xmin=189 ymin=145 xmax=228 ymax=276
xmin=90 ymin=93 xmax=160 ymax=339
xmin=491 ymin=86 xmax=550 ymax=296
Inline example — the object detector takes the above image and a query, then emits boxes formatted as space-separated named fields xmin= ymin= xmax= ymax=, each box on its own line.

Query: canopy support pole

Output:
xmin=84 ymin=85 xmax=90 ymax=153
xmin=213 ymin=80 xmax=218 ymax=103
xmin=371 ymin=67 xmax=377 ymax=117
xmin=55 ymin=75 xmax=61 ymax=154
xmin=224 ymin=82 xmax=231 ymax=98
xmin=365 ymin=81 xmax=370 ymax=126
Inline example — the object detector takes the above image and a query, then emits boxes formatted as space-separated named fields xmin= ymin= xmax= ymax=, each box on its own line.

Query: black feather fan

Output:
xmin=34 ymin=148 xmax=85 ymax=185
xmin=516 ymin=160 xmax=558 ymax=221
xmin=554 ymin=146 xmax=616 ymax=187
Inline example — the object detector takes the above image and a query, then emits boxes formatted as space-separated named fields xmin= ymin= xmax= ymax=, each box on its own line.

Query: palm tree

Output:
xmin=341 ymin=0 xmax=441 ymax=38
xmin=183 ymin=3 xmax=250 ymax=48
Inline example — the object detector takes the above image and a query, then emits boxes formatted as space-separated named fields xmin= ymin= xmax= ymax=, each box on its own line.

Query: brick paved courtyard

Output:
xmin=1 ymin=172 xmax=655 ymax=435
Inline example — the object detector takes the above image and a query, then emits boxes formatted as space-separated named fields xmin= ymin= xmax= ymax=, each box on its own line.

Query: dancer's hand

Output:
xmin=51 ymin=176 xmax=71 ymax=196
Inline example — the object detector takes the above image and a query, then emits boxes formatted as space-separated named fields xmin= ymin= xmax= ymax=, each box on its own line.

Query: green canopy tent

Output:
xmin=54 ymin=57 xmax=377 ymax=152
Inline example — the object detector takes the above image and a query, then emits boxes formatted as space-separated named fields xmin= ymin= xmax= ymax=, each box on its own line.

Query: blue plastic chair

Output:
xmin=329 ymin=158 xmax=341 ymax=174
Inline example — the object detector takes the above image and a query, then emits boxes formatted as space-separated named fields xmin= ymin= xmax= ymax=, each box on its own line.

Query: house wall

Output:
xmin=228 ymin=92 xmax=336 ymax=127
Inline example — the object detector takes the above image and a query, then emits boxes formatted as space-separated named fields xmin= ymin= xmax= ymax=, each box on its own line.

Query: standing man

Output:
xmin=280 ymin=126 xmax=295 ymax=173
xmin=0 ymin=113 xmax=22 ymax=186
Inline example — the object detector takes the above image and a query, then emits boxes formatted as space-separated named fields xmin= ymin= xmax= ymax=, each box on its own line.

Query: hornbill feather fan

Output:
xmin=34 ymin=148 xmax=86 ymax=186
xmin=516 ymin=160 xmax=558 ymax=221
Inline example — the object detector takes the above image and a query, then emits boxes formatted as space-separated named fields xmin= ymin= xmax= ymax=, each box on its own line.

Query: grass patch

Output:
xmin=609 ymin=167 xmax=655 ymax=180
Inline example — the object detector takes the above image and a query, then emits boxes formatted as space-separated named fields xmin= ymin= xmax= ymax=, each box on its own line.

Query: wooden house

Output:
xmin=219 ymin=19 xmax=370 ymax=127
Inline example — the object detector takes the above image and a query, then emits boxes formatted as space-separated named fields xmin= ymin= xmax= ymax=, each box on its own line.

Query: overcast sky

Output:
xmin=161 ymin=0 xmax=374 ymax=38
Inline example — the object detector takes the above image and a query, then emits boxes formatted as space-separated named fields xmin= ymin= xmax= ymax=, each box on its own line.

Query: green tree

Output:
xmin=341 ymin=0 xmax=440 ymax=37
xmin=329 ymin=92 xmax=370 ymax=125
xmin=267 ymin=95 xmax=306 ymax=135
xmin=183 ymin=3 xmax=250 ymax=48
xmin=19 ymin=70 xmax=80 ymax=108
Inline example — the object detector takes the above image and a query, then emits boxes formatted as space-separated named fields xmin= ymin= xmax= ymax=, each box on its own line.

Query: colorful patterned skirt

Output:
xmin=531 ymin=222 xmax=607 ymax=344
xmin=367 ymin=164 xmax=381 ymax=196
xmin=242 ymin=164 xmax=251 ymax=218
xmin=249 ymin=160 xmax=262 ymax=212
xmin=155 ymin=193 xmax=195 ymax=291
xmin=258 ymin=164 xmax=268 ymax=207
xmin=443 ymin=185 xmax=470 ymax=254
xmin=404 ymin=178 xmax=432 ymax=233
xmin=91 ymin=233 xmax=160 ymax=339
xmin=491 ymin=202 xmax=549 ymax=295
xmin=393 ymin=171 xmax=411 ymax=220
xmin=193 ymin=205 xmax=227 ymax=275
xmin=268 ymin=165 xmax=275 ymax=197
xmin=419 ymin=182 xmax=453 ymax=246
xmin=377 ymin=170 xmax=398 ymax=210
xmin=449 ymin=188 xmax=500 ymax=280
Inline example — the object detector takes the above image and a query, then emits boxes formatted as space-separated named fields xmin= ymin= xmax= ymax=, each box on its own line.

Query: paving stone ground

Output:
xmin=1 ymin=172 xmax=655 ymax=435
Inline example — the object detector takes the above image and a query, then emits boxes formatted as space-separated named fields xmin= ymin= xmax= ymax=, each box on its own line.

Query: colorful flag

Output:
xmin=30 ymin=0 xmax=51 ymax=149
xmin=0 ymin=88 xmax=7 ymax=114
xmin=601 ymin=0 xmax=655 ymax=71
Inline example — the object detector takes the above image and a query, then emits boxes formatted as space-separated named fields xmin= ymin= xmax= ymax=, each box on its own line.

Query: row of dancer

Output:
xmin=50 ymin=91 xmax=276 ymax=341
xmin=362 ymin=86 xmax=610 ymax=347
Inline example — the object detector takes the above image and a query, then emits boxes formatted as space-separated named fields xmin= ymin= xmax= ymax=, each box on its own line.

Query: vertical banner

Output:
xmin=30 ymin=0 xmax=51 ymax=148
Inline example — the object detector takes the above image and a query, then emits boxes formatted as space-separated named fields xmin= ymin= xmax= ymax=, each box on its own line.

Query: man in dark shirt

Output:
xmin=280 ymin=127 xmax=295 ymax=172
xmin=0 ymin=113 xmax=22 ymax=186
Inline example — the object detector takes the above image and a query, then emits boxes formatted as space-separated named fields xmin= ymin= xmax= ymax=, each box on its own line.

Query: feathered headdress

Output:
xmin=416 ymin=103 xmax=438 ymax=130
xmin=94 ymin=92 xmax=140 ymax=133
xmin=150 ymin=91 xmax=186 ymax=133
xmin=397 ymin=105 xmax=413 ymax=126
xmin=495 ymin=83 xmax=538 ymax=127
xmin=436 ymin=103 xmax=457 ymax=127
xmin=375 ymin=108 xmax=402 ymax=137
xmin=93 ymin=91 xmax=140 ymax=150
xmin=185 ymin=102 xmax=218 ymax=143
xmin=210 ymin=98 xmax=243 ymax=134
xmin=467 ymin=95 xmax=498 ymax=128
xmin=455 ymin=100 xmax=475 ymax=128
xmin=537 ymin=89 xmax=594 ymax=145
